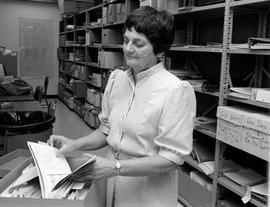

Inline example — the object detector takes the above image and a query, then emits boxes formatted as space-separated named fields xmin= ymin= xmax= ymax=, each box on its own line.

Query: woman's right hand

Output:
xmin=47 ymin=135 xmax=75 ymax=156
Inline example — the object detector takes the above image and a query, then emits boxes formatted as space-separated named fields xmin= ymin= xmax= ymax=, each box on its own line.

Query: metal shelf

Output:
xmin=59 ymin=30 xmax=74 ymax=35
xmin=194 ymin=88 xmax=220 ymax=97
xmin=229 ymin=48 xmax=270 ymax=55
xmin=102 ymin=44 xmax=123 ymax=49
xmin=230 ymin=0 xmax=270 ymax=9
xmin=85 ymin=62 xmax=100 ymax=68
xmin=225 ymin=95 xmax=270 ymax=109
xmin=173 ymin=3 xmax=225 ymax=19
xmin=184 ymin=156 xmax=214 ymax=178
xmin=80 ymin=3 xmax=103 ymax=13
xmin=194 ymin=125 xmax=217 ymax=139
xmin=218 ymin=177 xmax=267 ymax=207
xmin=170 ymin=46 xmax=222 ymax=53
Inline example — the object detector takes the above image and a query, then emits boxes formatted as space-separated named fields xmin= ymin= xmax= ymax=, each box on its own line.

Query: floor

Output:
xmin=51 ymin=99 xmax=93 ymax=139
xmin=50 ymin=98 xmax=107 ymax=156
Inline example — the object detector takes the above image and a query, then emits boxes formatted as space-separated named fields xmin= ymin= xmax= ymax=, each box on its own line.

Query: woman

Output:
xmin=49 ymin=6 xmax=196 ymax=207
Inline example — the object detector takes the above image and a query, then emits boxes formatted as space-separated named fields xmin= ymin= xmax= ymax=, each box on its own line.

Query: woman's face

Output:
xmin=123 ymin=27 xmax=158 ymax=75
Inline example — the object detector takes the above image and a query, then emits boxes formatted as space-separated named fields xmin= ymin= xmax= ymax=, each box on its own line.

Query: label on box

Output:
xmin=216 ymin=119 xmax=243 ymax=150
xmin=216 ymin=106 xmax=243 ymax=126
xmin=242 ymin=127 xmax=269 ymax=161
xmin=243 ymin=113 xmax=270 ymax=135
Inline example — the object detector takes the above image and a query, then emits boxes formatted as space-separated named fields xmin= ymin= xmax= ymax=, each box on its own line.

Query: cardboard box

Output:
xmin=102 ymin=29 xmax=122 ymax=45
xmin=116 ymin=3 xmax=123 ymax=23
xmin=242 ymin=127 xmax=269 ymax=161
xmin=107 ymin=4 xmax=117 ymax=24
xmin=178 ymin=170 xmax=211 ymax=207
xmin=102 ymin=6 xmax=108 ymax=25
xmin=98 ymin=51 xmax=124 ymax=69
xmin=242 ymin=112 xmax=270 ymax=135
xmin=217 ymin=118 xmax=270 ymax=161
xmin=140 ymin=0 xmax=157 ymax=8
xmin=91 ymin=73 xmax=102 ymax=87
xmin=0 ymin=129 xmax=53 ymax=155
xmin=216 ymin=106 xmax=244 ymax=126
xmin=0 ymin=149 xmax=30 ymax=178
xmin=126 ymin=0 xmax=139 ymax=13
xmin=87 ymin=89 xmax=101 ymax=107
xmin=121 ymin=3 xmax=126 ymax=21
xmin=217 ymin=106 xmax=270 ymax=134
xmin=216 ymin=119 xmax=244 ymax=150
xmin=0 ymin=156 xmax=106 ymax=207
xmin=58 ymin=0 xmax=94 ymax=15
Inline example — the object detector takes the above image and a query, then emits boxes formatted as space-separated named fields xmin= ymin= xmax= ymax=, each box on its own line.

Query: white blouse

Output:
xmin=99 ymin=62 xmax=196 ymax=207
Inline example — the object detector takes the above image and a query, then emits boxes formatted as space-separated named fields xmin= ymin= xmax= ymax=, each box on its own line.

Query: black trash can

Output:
xmin=0 ymin=111 xmax=55 ymax=155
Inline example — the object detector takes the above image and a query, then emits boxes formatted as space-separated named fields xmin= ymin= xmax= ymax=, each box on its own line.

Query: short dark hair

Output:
xmin=124 ymin=6 xmax=175 ymax=55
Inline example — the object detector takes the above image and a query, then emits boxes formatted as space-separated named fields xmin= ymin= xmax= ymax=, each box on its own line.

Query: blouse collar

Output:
xmin=126 ymin=62 xmax=164 ymax=84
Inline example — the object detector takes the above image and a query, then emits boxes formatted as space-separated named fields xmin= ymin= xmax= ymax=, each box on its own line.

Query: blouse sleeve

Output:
xmin=154 ymin=81 xmax=196 ymax=165
xmin=98 ymin=70 xmax=122 ymax=135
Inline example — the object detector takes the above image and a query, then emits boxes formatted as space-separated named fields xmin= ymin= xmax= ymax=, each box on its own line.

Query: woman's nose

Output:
xmin=125 ymin=42 xmax=134 ymax=53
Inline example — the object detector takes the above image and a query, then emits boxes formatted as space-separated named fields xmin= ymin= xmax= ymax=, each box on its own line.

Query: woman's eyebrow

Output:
xmin=123 ymin=36 xmax=144 ymax=42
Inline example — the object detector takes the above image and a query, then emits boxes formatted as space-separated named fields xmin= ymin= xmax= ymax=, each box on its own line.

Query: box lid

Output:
xmin=0 ymin=149 xmax=30 ymax=178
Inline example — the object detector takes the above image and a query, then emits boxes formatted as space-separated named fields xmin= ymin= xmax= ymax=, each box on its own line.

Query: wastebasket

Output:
xmin=0 ymin=111 xmax=55 ymax=155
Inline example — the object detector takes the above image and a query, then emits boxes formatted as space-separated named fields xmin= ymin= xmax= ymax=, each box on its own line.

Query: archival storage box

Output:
xmin=0 ymin=151 xmax=106 ymax=207
xmin=216 ymin=106 xmax=270 ymax=161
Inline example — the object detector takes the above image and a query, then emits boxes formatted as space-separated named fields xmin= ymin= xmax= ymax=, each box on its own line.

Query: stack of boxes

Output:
xmin=103 ymin=1 xmax=139 ymax=25
xmin=58 ymin=0 xmax=94 ymax=15
xmin=88 ymin=72 xmax=102 ymax=87
xmin=139 ymin=0 xmax=179 ymax=12
xmin=216 ymin=106 xmax=270 ymax=161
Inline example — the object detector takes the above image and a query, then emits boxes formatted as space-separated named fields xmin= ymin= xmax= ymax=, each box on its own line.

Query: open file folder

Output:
xmin=27 ymin=142 xmax=96 ymax=199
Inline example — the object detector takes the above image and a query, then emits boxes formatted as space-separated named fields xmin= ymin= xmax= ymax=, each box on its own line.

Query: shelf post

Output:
xmin=211 ymin=0 xmax=234 ymax=206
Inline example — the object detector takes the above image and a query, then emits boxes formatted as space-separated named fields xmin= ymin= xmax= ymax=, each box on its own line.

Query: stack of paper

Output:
xmin=198 ymin=159 xmax=244 ymax=175
xmin=248 ymin=37 xmax=270 ymax=50
xmin=228 ymin=87 xmax=253 ymax=99
xmin=223 ymin=168 xmax=266 ymax=186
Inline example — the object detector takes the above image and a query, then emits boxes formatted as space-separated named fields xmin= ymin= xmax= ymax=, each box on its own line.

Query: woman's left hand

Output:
xmin=70 ymin=155 xmax=117 ymax=183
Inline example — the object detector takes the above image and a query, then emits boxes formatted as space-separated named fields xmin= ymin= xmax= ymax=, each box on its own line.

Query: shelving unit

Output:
xmin=171 ymin=0 xmax=269 ymax=207
xmin=57 ymin=0 xmax=140 ymax=129
xmin=57 ymin=1 xmax=269 ymax=206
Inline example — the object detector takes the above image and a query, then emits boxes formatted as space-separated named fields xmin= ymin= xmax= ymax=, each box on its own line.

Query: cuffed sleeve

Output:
xmin=98 ymin=70 xmax=123 ymax=135
xmin=155 ymin=81 xmax=196 ymax=165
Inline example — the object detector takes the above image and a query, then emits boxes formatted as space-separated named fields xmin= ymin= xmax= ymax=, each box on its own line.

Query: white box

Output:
xmin=243 ymin=112 xmax=270 ymax=135
xmin=0 ymin=154 xmax=106 ymax=207
xmin=216 ymin=119 xmax=244 ymax=150
xmin=216 ymin=106 xmax=245 ymax=126
xmin=242 ymin=127 xmax=269 ymax=161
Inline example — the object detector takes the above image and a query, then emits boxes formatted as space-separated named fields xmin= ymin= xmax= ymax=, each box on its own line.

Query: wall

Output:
xmin=0 ymin=0 xmax=60 ymax=95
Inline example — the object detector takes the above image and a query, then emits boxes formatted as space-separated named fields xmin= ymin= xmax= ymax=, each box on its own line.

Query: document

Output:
xmin=223 ymin=168 xmax=266 ymax=186
xmin=27 ymin=141 xmax=96 ymax=199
